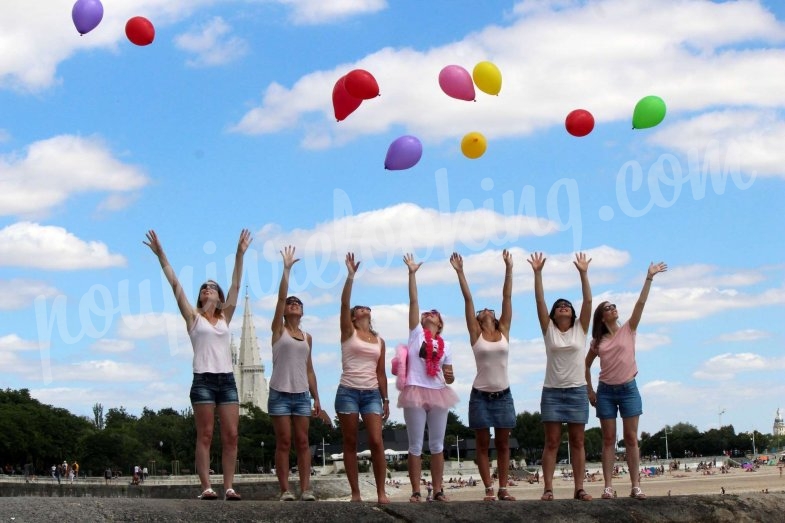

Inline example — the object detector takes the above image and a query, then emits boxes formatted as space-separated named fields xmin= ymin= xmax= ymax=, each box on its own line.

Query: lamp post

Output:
xmin=662 ymin=427 xmax=672 ymax=460
xmin=454 ymin=436 xmax=464 ymax=468
xmin=718 ymin=408 xmax=726 ymax=429
xmin=562 ymin=435 xmax=571 ymax=465
xmin=322 ymin=438 xmax=327 ymax=469
xmin=751 ymin=430 xmax=757 ymax=456
xmin=261 ymin=441 xmax=265 ymax=473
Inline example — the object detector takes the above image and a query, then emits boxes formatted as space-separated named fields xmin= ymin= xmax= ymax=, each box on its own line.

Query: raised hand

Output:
xmin=280 ymin=245 xmax=299 ymax=269
xmin=237 ymin=229 xmax=253 ymax=254
xmin=502 ymin=249 xmax=513 ymax=268
xmin=648 ymin=262 xmax=668 ymax=279
xmin=449 ymin=252 xmax=463 ymax=272
xmin=143 ymin=230 xmax=163 ymax=257
xmin=345 ymin=252 xmax=360 ymax=276
xmin=573 ymin=252 xmax=592 ymax=273
xmin=527 ymin=252 xmax=546 ymax=272
xmin=403 ymin=253 xmax=422 ymax=274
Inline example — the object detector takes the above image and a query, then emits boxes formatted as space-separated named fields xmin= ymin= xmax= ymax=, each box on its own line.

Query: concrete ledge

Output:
xmin=0 ymin=493 xmax=783 ymax=522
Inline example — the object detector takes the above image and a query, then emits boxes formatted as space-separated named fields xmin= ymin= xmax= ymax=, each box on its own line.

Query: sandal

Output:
xmin=409 ymin=492 xmax=422 ymax=503
xmin=198 ymin=488 xmax=218 ymax=500
xmin=497 ymin=487 xmax=516 ymax=501
xmin=540 ymin=489 xmax=554 ymax=501
xmin=483 ymin=486 xmax=496 ymax=501
xmin=433 ymin=490 xmax=448 ymax=502
xmin=630 ymin=487 xmax=646 ymax=500
xmin=601 ymin=486 xmax=613 ymax=499
xmin=574 ymin=489 xmax=592 ymax=501
xmin=224 ymin=488 xmax=241 ymax=501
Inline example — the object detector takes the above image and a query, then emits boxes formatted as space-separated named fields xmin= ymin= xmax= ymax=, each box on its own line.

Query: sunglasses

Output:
xmin=200 ymin=283 xmax=219 ymax=291
xmin=476 ymin=309 xmax=495 ymax=316
xmin=353 ymin=306 xmax=371 ymax=313
xmin=421 ymin=309 xmax=440 ymax=317
xmin=554 ymin=301 xmax=572 ymax=310
xmin=286 ymin=298 xmax=303 ymax=306
xmin=603 ymin=303 xmax=617 ymax=312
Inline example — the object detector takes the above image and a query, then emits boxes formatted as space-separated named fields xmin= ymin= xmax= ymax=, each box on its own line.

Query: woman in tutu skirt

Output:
xmin=399 ymin=253 xmax=459 ymax=503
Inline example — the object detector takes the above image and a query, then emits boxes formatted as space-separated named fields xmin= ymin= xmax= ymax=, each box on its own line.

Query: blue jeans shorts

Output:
xmin=189 ymin=373 xmax=239 ymax=406
xmin=268 ymin=388 xmax=313 ymax=417
xmin=468 ymin=388 xmax=516 ymax=429
xmin=540 ymin=385 xmax=589 ymax=424
xmin=334 ymin=385 xmax=383 ymax=416
xmin=595 ymin=379 xmax=643 ymax=419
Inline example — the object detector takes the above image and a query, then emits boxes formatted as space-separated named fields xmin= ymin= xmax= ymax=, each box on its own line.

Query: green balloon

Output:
xmin=632 ymin=95 xmax=666 ymax=129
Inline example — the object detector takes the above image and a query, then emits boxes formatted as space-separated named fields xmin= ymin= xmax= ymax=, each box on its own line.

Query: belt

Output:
xmin=472 ymin=387 xmax=510 ymax=400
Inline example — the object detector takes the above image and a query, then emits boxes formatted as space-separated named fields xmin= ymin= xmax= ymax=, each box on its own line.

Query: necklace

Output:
xmin=422 ymin=329 xmax=445 ymax=377
xmin=357 ymin=330 xmax=374 ymax=343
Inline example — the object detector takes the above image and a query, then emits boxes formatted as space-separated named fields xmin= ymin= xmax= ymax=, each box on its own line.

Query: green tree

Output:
xmin=512 ymin=411 xmax=544 ymax=461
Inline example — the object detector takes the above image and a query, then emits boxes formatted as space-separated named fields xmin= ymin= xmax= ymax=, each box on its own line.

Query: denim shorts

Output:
xmin=595 ymin=379 xmax=643 ymax=419
xmin=267 ymin=388 xmax=313 ymax=417
xmin=540 ymin=385 xmax=589 ymax=424
xmin=189 ymin=373 xmax=239 ymax=406
xmin=334 ymin=385 xmax=383 ymax=416
xmin=468 ymin=388 xmax=516 ymax=429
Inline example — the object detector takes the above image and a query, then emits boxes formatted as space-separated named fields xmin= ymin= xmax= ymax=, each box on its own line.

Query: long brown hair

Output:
xmin=196 ymin=280 xmax=225 ymax=319
xmin=591 ymin=300 xmax=611 ymax=346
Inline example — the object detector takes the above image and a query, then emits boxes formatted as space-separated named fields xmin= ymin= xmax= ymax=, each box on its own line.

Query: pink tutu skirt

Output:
xmin=397 ymin=385 xmax=459 ymax=410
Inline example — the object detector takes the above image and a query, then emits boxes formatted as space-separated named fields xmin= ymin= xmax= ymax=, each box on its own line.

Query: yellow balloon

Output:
xmin=461 ymin=132 xmax=487 ymax=159
xmin=472 ymin=61 xmax=502 ymax=95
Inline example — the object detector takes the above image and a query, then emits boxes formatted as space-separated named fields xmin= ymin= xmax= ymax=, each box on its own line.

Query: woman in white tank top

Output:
xmin=450 ymin=249 xmax=516 ymax=501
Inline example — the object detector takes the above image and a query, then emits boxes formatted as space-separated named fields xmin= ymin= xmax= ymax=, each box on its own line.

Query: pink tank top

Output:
xmin=339 ymin=331 xmax=381 ymax=390
xmin=269 ymin=329 xmax=310 ymax=393
xmin=471 ymin=332 xmax=510 ymax=392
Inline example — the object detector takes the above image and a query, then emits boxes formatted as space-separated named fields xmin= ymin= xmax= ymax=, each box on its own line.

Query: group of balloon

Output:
xmin=333 ymin=63 xmax=668 ymax=171
xmin=71 ymin=0 xmax=155 ymax=46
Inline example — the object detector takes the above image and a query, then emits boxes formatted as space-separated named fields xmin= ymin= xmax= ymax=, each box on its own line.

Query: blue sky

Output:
xmin=2 ymin=0 xmax=784 ymax=443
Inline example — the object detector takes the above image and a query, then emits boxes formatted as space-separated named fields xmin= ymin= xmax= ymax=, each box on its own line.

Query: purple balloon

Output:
xmin=72 ymin=0 xmax=104 ymax=35
xmin=385 ymin=135 xmax=423 ymax=171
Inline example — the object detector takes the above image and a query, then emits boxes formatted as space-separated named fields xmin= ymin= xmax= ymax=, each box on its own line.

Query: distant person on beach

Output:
xmin=450 ymin=250 xmax=516 ymax=502
xmin=269 ymin=246 xmax=322 ymax=502
xmin=335 ymin=252 xmax=390 ymax=504
xmin=528 ymin=252 xmax=593 ymax=502
xmin=144 ymin=229 xmax=251 ymax=501
xmin=585 ymin=261 xmax=667 ymax=500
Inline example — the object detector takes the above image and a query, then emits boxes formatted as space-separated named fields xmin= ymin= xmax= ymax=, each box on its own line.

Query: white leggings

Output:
xmin=403 ymin=406 xmax=449 ymax=455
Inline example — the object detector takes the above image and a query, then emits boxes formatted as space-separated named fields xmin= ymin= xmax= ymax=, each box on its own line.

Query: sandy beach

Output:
xmin=382 ymin=464 xmax=785 ymax=502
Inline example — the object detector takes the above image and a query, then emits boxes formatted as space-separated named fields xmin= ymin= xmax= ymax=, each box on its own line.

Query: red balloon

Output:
xmin=125 ymin=16 xmax=155 ymax=46
xmin=565 ymin=109 xmax=595 ymax=137
xmin=343 ymin=69 xmax=379 ymax=100
xmin=332 ymin=76 xmax=362 ymax=121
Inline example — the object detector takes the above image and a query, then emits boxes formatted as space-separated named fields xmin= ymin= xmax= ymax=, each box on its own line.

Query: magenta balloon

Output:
xmin=72 ymin=0 xmax=104 ymax=35
xmin=438 ymin=65 xmax=475 ymax=101
xmin=384 ymin=136 xmax=423 ymax=170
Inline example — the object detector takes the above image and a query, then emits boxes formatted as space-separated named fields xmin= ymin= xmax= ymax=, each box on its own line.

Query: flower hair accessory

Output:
xmin=422 ymin=328 xmax=445 ymax=377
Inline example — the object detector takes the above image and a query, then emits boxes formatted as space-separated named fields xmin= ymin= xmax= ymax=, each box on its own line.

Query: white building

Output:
xmin=231 ymin=292 xmax=269 ymax=414
xmin=774 ymin=407 xmax=785 ymax=437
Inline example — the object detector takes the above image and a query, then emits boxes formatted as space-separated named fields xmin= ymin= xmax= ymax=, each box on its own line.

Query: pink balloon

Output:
xmin=438 ymin=65 xmax=475 ymax=101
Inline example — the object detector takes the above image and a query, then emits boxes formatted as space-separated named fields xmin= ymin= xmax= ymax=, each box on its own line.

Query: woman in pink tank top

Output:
xmin=585 ymin=261 xmax=667 ymax=501
xmin=450 ymin=249 xmax=516 ymax=501
xmin=335 ymin=252 xmax=390 ymax=503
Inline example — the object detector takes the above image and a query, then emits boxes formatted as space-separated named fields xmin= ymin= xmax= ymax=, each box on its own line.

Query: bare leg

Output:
xmin=271 ymin=415 xmax=293 ymax=494
xmin=293 ymin=415 xmax=311 ymax=493
xmin=193 ymin=403 xmax=215 ymax=491
xmin=363 ymin=413 xmax=390 ymax=503
xmin=217 ymin=403 xmax=240 ymax=491
xmin=622 ymin=416 xmax=642 ymax=489
xmin=495 ymin=428 xmax=513 ymax=498
xmin=474 ymin=429 xmax=493 ymax=497
xmin=430 ymin=452 xmax=445 ymax=495
xmin=600 ymin=418 xmax=617 ymax=491
xmin=541 ymin=422 xmax=561 ymax=496
xmin=568 ymin=423 xmax=589 ymax=498
xmin=338 ymin=412 xmax=362 ymax=501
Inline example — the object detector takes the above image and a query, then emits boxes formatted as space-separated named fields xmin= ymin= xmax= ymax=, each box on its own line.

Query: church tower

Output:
xmin=231 ymin=291 xmax=269 ymax=414
xmin=774 ymin=407 xmax=785 ymax=437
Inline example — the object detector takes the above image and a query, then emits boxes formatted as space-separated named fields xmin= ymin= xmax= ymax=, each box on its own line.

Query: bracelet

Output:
xmin=646 ymin=277 xmax=653 ymax=281
xmin=382 ymin=398 xmax=389 ymax=402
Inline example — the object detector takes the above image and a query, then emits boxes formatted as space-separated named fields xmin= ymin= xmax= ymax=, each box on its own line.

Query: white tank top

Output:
xmin=471 ymin=332 xmax=510 ymax=392
xmin=269 ymin=328 xmax=310 ymax=393
xmin=188 ymin=314 xmax=232 ymax=373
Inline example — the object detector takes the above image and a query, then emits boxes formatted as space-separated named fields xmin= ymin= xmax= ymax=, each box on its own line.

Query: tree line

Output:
xmin=1 ymin=389 xmax=777 ymax=477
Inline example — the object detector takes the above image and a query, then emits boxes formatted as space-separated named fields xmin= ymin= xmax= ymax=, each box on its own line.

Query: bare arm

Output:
xmin=499 ymin=249 xmax=513 ymax=336
xmin=222 ymin=229 xmax=252 ymax=325
xmin=305 ymin=333 xmax=321 ymax=417
xmin=574 ymin=252 xmax=593 ymax=334
xmin=143 ymin=230 xmax=195 ymax=330
xmin=585 ymin=347 xmax=598 ymax=407
xmin=450 ymin=252 xmax=480 ymax=344
xmin=629 ymin=262 xmax=667 ymax=331
xmin=377 ymin=338 xmax=389 ymax=420
xmin=404 ymin=253 xmax=422 ymax=331
xmin=340 ymin=252 xmax=359 ymax=342
xmin=528 ymin=252 xmax=549 ymax=335
xmin=271 ymin=246 xmax=298 ymax=343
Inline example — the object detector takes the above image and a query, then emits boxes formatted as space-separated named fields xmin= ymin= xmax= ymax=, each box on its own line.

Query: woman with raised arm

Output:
xmin=528 ymin=251 xmax=593 ymax=502
xmin=144 ymin=229 xmax=251 ymax=501
xmin=400 ymin=253 xmax=459 ymax=503
xmin=585 ymin=262 xmax=667 ymax=500
xmin=268 ymin=246 xmax=321 ymax=502
xmin=335 ymin=252 xmax=390 ymax=504
xmin=450 ymin=250 xmax=516 ymax=501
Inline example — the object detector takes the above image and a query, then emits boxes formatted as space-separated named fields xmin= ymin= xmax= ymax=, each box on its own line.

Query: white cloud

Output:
xmin=0 ymin=222 xmax=126 ymax=270
xmin=0 ymin=279 xmax=59 ymax=310
xmin=0 ymin=135 xmax=149 ymax=218
xmin=231 ymin=0 xmax=785 ymax=153
xmin=635 ymin=332 xmax=671 ymax=352
xmin=0 ymin=334 xmax=38 ymax=351
xmin=710 ymin=329 xmax=771 ymax=343
xmin=57 ymin=359 xmax=161 ymax=382
xmin=274 ymin=0 xmax=387 ymax=25
xmin=175 ymin=17 xmax=248 ymax=67
xmin=90 ymin=338 xmax=136 ymax=354
xmin=692 ymin=352 xmax=785 ymax=381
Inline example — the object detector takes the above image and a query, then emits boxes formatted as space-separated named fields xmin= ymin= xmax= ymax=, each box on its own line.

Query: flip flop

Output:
xmin=574 ymin=489 xmax=592 ymax=501
xmin=409 ymin=492 xmax=422 ymax=503
xmin=497 ymin=487 xmax=516 ymax=501
xmin=540 ymin=489 xmax=554 ymax=501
